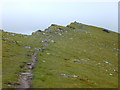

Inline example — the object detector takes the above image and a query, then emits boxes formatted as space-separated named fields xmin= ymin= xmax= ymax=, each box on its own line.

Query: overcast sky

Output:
xmin=1 ymin=0 xmax=119 ymax=35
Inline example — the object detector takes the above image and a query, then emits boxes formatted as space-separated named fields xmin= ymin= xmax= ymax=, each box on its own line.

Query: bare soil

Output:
xmin=14 ymin=49 xmax=41 ymax=88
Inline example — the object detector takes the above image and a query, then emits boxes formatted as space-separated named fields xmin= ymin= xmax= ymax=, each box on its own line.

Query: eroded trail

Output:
xmin=14 ymin=49 xmax=41 ymax=89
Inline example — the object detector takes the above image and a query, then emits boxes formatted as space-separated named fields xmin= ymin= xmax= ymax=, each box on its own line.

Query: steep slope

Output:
xmin=32 ymin=22 xmax=119 ymax=88
xmin=2 ymin=22 xmax=119 ymax=88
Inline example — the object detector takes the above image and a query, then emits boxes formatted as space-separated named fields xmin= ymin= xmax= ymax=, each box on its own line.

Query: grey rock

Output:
xmin=34 ymin=48 xmax=40 ymax=50
xmin=51 ymin=40 xmax=56 ymax=43
xmin=103 ymin=60 xmax=112 ymax=65
xmin=47 ymin=53 xmax=50 ymax=55
xmin=27 ymin=63 xmax=31 ymax=65
xmin=60 ymin=74 xmax=79 ymax=77
xmin=11 ymin=34 xmax=15 ymax=36
xmin=109 ymin=73 xmax=112 ymax=75
xmin=25 ymin=46 xmax=31 ymax=49
xmin=42 ymin=60 xmax=46 ymax=62
xmin=43 ymin=33 xmax=46 ymax=35
xmin=21 ymin=73 xmax=31 ymax=75
xmin=58 ymin=33 xmax=62 ymax=36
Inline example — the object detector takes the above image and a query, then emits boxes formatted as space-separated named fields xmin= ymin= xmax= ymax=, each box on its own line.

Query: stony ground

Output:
xmin=1 ymin=22 xmax=119 ymax=88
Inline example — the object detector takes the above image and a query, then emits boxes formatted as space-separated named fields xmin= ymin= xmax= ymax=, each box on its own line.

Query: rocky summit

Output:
xmin=1 ymin=21 xmax=119 ymax=88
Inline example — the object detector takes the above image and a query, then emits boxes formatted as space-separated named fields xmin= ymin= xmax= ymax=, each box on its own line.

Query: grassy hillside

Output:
xmin=2 ymin=22 xmax=119 ymax=88
xmin=2 ymin=31 xmax=44 ymax=88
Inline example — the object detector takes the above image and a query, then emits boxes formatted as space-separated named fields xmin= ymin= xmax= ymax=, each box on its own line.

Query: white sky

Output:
xmin=0 ymin=0 xmax=119 ymax=34
xmin=1 ymin=0 xmax=119 ymax=3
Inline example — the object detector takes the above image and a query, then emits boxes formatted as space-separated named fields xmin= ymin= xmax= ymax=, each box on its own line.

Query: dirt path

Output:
xmin=14 ymin=49 xmax=41 ymax=89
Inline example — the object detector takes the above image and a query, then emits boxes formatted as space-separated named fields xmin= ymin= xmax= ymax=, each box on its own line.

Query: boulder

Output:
xmin=66 ymin=25 xmax=75 ymax=29
xmin=103 ymin=29 xmax=110 ymax=33
xmin=58 ymin=28 xmax=62 ymax=30
xmin=60 ymin=74 xmax=79 ymax=77
xmin=51 ymin=24 xmax=56 ymax=26
xmin=37 ymin=30 xmax=42 ymax=32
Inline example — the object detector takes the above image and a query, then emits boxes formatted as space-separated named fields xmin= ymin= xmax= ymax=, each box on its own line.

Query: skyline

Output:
xmin=1 ymin=1 xmax=119 ymax=35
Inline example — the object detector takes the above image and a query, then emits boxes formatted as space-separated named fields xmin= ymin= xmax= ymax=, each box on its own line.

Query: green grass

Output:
xmin=2 ymin=31 xmax=44 ymax=88
xmin=2 ymin=22 xmax=119 ymax=88
xmin=2 ymin=32 xmax=30 ymax=88
xmin=32 ymin=22 xmax=118 ymax=88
